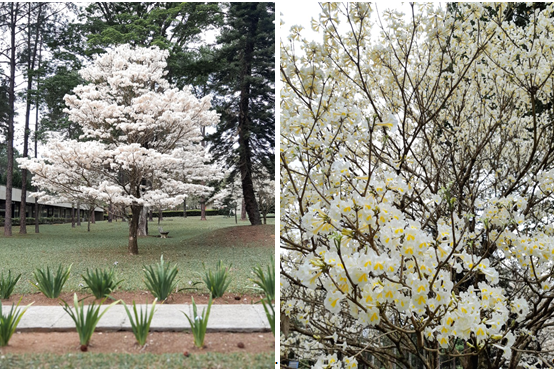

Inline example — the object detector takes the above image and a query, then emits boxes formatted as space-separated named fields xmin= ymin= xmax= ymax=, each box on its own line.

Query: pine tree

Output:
xmin=207 ymin=2 xmax=275 ymax=226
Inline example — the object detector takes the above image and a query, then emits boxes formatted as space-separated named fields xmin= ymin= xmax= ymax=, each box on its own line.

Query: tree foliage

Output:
xmin=281 ymin=3 xmax=554 ymax=368
xmin=208 ymin=2 xmax=275 ymax=226
xmin=19 ymin=45 xmax=219 ymax=255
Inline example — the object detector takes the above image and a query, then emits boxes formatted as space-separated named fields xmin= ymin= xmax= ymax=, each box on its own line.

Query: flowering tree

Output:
xmin=281 ymin=3 xmax=554 ymax=369
xmin=19 ymin=44 xmax=219 ymax=255
xmin=210 ymin=171 xmax=242 ymax=218
xmin=253 ymin=166 xmax=275 ymax=225
xmin=20 ymin=137 xmax=104 ymax=232
xmin=210 ymin=165 xmax=274 ymax=224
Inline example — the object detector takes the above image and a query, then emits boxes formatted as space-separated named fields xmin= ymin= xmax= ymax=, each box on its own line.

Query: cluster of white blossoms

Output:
xmin=19 ymin=44 xmax=220 ymax=223
xmin=281 ymin=3 xmax=554 ymax=369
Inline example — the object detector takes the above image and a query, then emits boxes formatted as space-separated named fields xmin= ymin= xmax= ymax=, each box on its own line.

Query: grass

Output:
xmin=0 ymin=352 xmax=274 ymax=369
xmin=0 ymin=217 xmax=274 ymax=295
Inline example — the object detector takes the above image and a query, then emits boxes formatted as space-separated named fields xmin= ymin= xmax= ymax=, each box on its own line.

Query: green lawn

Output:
xmin=0 ymin=352 xmax=274 ymax=369
xmin=0 ymin=216 xmax=275 ymax=295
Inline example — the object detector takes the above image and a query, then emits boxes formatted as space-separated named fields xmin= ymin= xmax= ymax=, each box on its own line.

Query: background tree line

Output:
xmin=0 ymin=2 xmax=275 ymax=236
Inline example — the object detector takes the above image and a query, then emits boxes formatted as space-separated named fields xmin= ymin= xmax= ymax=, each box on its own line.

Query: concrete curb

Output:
xmin=16 ymin=304 xmax=271 ymax=333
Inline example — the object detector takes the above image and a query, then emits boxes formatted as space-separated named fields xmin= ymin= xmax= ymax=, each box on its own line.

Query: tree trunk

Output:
xmin=4 ymin=3 xmax=19 ymax=237
xmin=33 ymin=30 xmax=43 ymax=235
xmin=71 ymin=204 xmax=75 ymax=228
xmin=19 ymin=3 xmax=43 ymax=235
xmin=138 ymin=206 xmax=148 ymax=236
xmin=87 ymin=214 xmax=91 ymax=232
xmin=77 ymin=201 xmax=81 ymax=226
xmin=237 ymin=11 xmax=262 ymax=226
xmin=128 ymin=204 xmax=141 ymax=255
xmin=91 ymin=206 xmax=95 ymax=223
xmin=183 ymin=199 xmax=187 ymax=218
xmin=234 ymin=204 xmax=238 ymax=224
xmin=200 ymin=199 xmax=207 ymax=220
xmin=34 ymin=200 xmax=39 ymax=233
xmin=241 ymin=198 xmax=247 ymax=221
xmin=108 ymin=203 xmax=113 ymax=223
xmin=148 ymin=209 xmax=153 ymax=222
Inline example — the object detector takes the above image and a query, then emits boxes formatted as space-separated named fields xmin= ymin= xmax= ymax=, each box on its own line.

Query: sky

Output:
xmin=279 ymin=1 xmax=418 ymax=41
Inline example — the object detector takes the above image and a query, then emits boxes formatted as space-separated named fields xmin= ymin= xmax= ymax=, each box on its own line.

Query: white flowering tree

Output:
xmin=253 ymin=166 xmax=275 ymax=225
xmin=211 ymin=165 xmax=274 ymax=224
xmin=281 ymin=3 xmax=554 ymax=369
xmin=20 ymin=137 xmax=105 ymax=231
xmin=210 ymin=170 xmax=242 ymax=219
xmin=19 ymin=44 xmax=219 ymax=255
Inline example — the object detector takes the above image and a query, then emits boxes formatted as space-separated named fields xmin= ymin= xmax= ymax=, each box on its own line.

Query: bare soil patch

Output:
xmin=2 ymin=291 xmax=267 ymax=307
xmin=192 ymin=224 xmax=275 ymax=248
xmin=0 ymin=331 xmax=274 ymax=355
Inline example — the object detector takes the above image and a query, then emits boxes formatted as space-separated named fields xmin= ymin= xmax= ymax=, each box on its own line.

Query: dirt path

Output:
xmin=0 ymin=332 xmax=274 ymax=355
xmin=2 ymin=291 xmax=267 ymax=307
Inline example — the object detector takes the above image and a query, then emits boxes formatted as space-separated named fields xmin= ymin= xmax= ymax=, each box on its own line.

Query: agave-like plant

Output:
xmin=251 ymin=257 xmax=275 ymax=335
xmin=82 ymin=267 xmax=123 ymax=299
xmin=143 ymin=255 xmax=179 ymax=301
xmin=0 ymin=270 xmax=21 ymax=299
xmin=183 ymin=295 xmax=212 ymax=348
xmin=122 ymin=298 xmax=157 ymax=346
xmin=201 ymin=260 xmax=231 ymax=298
xmin=61 ymin=293 xmax=120 ymax=351
xmin=31 ymin=264 xmax=71 ymax=298
xmin=0 ymin=299 xmax=33 ymax=346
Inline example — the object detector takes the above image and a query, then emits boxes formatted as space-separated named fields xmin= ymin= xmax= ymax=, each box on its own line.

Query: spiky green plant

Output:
xmin=252 ymin=256 xmax=275 ymax=301
xmin=31 ymin=264 xmax=71 ymax=298
xmin=122 ymin=299 xmax=157 ymax=346
xmin=0 ymin=270 xmax=21 ymax=299
xmin=0 ymin=299 xmax=33 ymax=346
xmin=251 ymin=257 xmax=275 ymax=335
xmin=202 ymin=260 xmax=231 ymax=298
xmin=143 ymin=255 xmax=179 ymax=301
xmin=82 ymin=268 xmax=123 ymax=299
xmin=61 ymin=293 xmax=120 ymax=351
xmin=183 ymin=295 xmax=212 ymax=348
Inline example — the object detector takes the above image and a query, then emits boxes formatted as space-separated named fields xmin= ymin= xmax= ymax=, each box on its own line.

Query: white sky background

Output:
xmin=279 ymin=1 xmax=418 ymax=41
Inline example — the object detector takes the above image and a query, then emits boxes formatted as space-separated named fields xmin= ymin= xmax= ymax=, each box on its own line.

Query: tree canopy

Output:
xmin=19 ymin=45 xmax=219 ymax=254
xmin=281 ymin=3 xmax=554 ymax=368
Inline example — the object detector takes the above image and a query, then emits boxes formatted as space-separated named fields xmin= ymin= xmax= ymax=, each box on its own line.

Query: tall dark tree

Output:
xmin=0 ymin=78 xmax=9 ymax=138
xmin=207 ymin=2 xmax=275 ymax=226
xmin=0 ymin=3 xmax=24 ymax=236
xmin=19 ymin=3 xmax=44 ymax=234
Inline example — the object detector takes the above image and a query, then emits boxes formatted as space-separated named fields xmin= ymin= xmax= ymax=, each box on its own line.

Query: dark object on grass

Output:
xmin=158 ymin=227 xmax=169 ymax=239
xmin=237 ymin=342 xmax=245 ymax=349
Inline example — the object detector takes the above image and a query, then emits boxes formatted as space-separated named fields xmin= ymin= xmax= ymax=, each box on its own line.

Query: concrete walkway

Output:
xmin=16 ymin=304 xmax=271 ymax=333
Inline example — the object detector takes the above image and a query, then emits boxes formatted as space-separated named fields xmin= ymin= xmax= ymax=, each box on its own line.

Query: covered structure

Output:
xmin=0 ymin=185 xmax=104 ymax=221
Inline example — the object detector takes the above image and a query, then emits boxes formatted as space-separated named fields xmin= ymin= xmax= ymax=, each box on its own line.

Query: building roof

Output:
xmin=0 ymin=185 xmax=103 ymax=211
